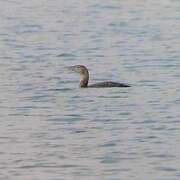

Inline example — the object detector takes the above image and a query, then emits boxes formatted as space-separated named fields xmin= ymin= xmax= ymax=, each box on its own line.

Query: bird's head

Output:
xmin=66 ymin=65 xmax=88 ymax=76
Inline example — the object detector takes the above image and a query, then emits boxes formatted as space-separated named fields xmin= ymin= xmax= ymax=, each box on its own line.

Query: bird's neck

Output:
xmin=80 ymin=73 xmax=89 ymax=88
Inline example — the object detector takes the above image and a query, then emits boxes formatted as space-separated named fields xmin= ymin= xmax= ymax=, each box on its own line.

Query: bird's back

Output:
xmin=88 ymin=81 xmax=130 ymax=88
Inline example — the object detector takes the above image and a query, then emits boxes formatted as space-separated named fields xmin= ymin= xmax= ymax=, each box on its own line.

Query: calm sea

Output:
xmin=0 ymin=0 xmax=180 ymax=179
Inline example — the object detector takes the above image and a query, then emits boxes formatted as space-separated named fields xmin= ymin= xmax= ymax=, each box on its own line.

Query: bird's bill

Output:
xmin=65 ymin=66 xmax=76 ymax=72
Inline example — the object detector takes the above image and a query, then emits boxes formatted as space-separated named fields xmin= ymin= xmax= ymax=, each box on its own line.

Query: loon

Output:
xmin=67 ymin=65 xmax=130 ymax=88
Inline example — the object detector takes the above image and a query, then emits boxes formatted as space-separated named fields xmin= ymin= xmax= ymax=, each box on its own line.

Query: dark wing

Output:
xmin=88 ymin=81 xmax=130 ymax=88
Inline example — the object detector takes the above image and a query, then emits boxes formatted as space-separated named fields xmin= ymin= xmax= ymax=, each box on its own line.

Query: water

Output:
xmin=0 ymin=0 xmax=180 ymax=179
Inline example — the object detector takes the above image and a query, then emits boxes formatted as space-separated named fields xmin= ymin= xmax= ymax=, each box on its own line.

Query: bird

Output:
xmin=67 ymin=65 xmax=130 ymax=88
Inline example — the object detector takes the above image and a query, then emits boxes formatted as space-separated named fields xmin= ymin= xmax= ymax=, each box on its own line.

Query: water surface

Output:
xmin=0 ymin=0 xmax=180 ymax=179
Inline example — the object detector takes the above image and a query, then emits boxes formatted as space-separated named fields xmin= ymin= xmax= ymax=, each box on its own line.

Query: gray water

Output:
xmin=0 ymin=0 xmax=180 ymax=179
